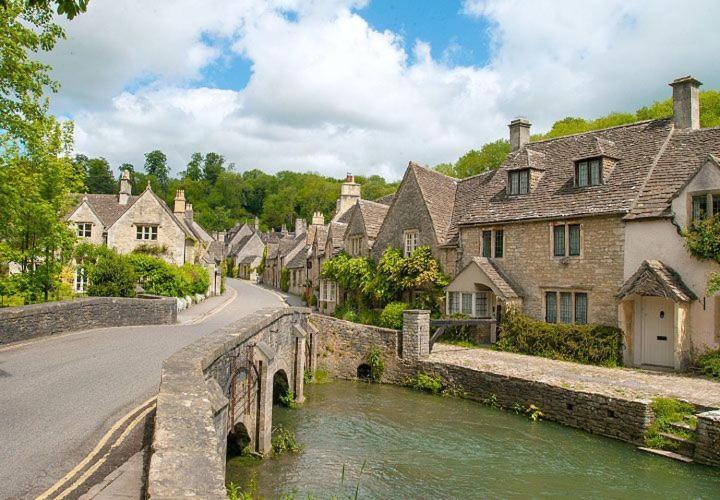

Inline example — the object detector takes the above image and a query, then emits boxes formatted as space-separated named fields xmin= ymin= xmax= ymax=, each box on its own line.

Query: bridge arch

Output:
xmin=272 ymin=369 xmax=291 ymax=404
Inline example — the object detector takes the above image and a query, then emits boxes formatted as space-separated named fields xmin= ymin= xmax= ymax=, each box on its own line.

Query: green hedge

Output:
xmin=127 ymin=254 xmax=209 ymax=298
xmin=697 ymin=348 xmax=720 ymax=378
xmin=379 ymin=302 xmax=409 ymax=330
xmin=87 ymin=251 xmax=137 ymax=298
xmin=494 ymin=309 xmax=623 ymax=367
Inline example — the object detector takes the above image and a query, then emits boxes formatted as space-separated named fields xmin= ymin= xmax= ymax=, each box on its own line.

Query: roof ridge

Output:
xmin=529 ymin=118 xmax=670 ymax=146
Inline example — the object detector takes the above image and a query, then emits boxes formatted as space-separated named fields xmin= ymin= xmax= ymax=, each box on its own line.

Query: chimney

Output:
xmin=185 ymin=203 xmax=194 ymax=222
xmin=509 ymin=118 xmax=531 ymax=152
xmin=173 ymin=189 xmax=186 ymax=216
xmin=216 ymin=230 xmax=226 ymax=243
xmin=670 ymin=76 xmax=702 ymax=130
xmin=119 ymin=169 xmax=132 ymax=205
xmin=333 ymin=173 xmax=361 ymax=221
xmin=254 ymin=216 xmax=260 ymax=231
xmin=312 ymin=211 xmax=324 ymax=226
xmin=281 ymin=224 xmax=288 ymax=235
xmin=295 ymin=218 xmax=307 ymax=235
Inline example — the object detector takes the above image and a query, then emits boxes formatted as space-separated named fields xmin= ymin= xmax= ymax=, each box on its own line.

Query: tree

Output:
xmin=0 ymin=0 xmax=89 ymax=19
xmin=144 ymin=150 xmax=169 ymax=192
xmin=202 ymin=152 xmax=225 ymax=184
xmin=184 ymin=152 xmax=203 ymax=181
xmin=434 ymin=139 xmax=510 ymax=178
xmin=84 ymin=157 xmax=115 ymax=194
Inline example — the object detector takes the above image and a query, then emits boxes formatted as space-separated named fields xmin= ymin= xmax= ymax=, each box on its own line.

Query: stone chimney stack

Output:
xmin=185 ymin=203 xmax=194 ymax=222
xmin=509 ymin=118 xmax=531 ymax=152
xmin=254 ymin=216 xmax=260 ymax=231
xmin=311 ymin=211 xmax=324 ymax=226
xmin=295 ymin=218 xmax=307 ymax=235
xmin=333 ymin=173 xmax=361 ymax=221
xmin=173 ymin=189 xmax=186 ymax=216
xmin=670 ymin=76 xmax=702 ymax=130
xmin=119 ymin=169 xmax=132 ymax=205
xmin=281 ymin=224 xmax=288 ymax=235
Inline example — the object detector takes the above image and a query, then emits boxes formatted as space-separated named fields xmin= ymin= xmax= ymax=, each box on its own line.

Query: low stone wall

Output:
xmin=148 ymin=307 xmax=312 ymax=499
xmin=695 ymin=410 xmax=720 ymax=467
xmin=0 ymin=296 xmax=177 ymax=345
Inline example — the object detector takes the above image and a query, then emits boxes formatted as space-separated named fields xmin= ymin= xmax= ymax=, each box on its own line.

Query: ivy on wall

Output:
xmin=683 ymin=216 xmax=720 ymax=293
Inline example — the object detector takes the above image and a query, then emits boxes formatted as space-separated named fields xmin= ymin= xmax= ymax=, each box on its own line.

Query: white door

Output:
xmin=641 ymin=297 xmax=675 ymax=367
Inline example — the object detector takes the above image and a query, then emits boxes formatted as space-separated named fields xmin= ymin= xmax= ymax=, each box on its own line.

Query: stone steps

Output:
xmin=638 ymin=447 xmax=694 ymax=463
xmin=669 ymin=420 xmax=695 ymax=433
xmin=658 ymin=431 xmax=696 ymax=456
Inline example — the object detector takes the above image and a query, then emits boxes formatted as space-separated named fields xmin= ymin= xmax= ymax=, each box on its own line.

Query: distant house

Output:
xmin=343 ymin=199 xmax=390 ymax=257
xmin=226 ymin=218 xmax=266 ymax=282
xmin=66 ymin=171 xmax=222 ymax=294
xmin=318 ymin=221 xmax=347 ymax=313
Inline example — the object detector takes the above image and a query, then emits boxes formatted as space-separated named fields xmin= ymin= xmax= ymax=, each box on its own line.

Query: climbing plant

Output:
xmin=683 ymin=216 xmax=720 ymax=293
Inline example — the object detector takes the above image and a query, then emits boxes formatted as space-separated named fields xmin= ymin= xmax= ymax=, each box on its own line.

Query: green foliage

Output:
xmin=279 ymin=267 xmax=290 ymax=292
xmin=408 ymin=372 xmax=443 ymax=394
xmin=435 ymin=139 xmax=511 ymax=178
xmin=682 ymin=216 xmax=720 ymax=294
xmin=335 ymin=303 xmax=358 ymax=323
xmin=379 ymin=301 xmax=409 ymax=330
xmin=127 ymin=254 xmax=208 ymax=297
xmin=256 ymin=246 xmax=267 ymax=275
xmin=87 ymin=249 xmax=137 ymax=298
xmin=321 ymin=252 xmax=374 ymax=307
xmin=304 ymin=368 xmax=330 ymax=384
xmin=494 ymin=309 xmax=623 ymax=366
xmin=74 ymin=155 xmax=116 ymax=194
xmin=132 ymin=243 xmax=168 ymax=256
xmin=183 ymin=152 xmax=203 ymax=181
xmin=365 ymin=347 xmax=384 ymax=382
xmin=271 ymin=425 xmax=301 ymax=454
xmin=143 ymin=150 xmax=169 ymax=193
xmin=7 ymin=0 xmax=90 ymax=19
xmin=644 ymin=398 xmax=697 ymax=450
xmin=696 ymin=348 xmax=720 ymax=378
xmin=279 ymin=389 xmax=297 ymax=410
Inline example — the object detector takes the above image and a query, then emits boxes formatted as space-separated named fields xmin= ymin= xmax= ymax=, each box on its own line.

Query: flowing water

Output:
xmin=226 ymin=381 xmax=720 ymax=499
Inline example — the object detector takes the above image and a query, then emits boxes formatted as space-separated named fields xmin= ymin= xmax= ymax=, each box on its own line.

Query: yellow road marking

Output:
xmin=54 ymin=403 xmax=156 ymax=499
xmin=36 ymin=396 xmax=156 ymax=500
xmin=182 ymin=285 xmax=238 ymax=325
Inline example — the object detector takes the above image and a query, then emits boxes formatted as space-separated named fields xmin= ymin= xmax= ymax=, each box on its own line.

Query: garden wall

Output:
xmin=695 ymin=410 xmax=720 ymax=467
xmin=0 ymin=296 xmax=177 ymax=345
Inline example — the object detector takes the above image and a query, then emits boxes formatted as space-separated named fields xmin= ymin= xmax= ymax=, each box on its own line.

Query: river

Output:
xmin=226 ymin=380 xmax=720 ymax=498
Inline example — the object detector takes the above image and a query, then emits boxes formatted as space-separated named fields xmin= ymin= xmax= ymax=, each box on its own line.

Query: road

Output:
xmin=0 ymin=279 xmax=286 ymax=499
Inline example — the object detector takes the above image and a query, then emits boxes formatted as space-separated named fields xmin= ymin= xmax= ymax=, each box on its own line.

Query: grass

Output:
xmin=304 ymin=368 xmax=331 ymax=384
xmin=644 ymin=397 xmax=697 ymax=450
xmin=271 ymin=425 xmax=301 ymax=454
xmin=407 ymin=372 xmax=444 ymax=394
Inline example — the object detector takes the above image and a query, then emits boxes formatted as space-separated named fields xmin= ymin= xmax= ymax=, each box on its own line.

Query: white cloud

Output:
xmin=53 ymin=0 xmax=720 ymax=180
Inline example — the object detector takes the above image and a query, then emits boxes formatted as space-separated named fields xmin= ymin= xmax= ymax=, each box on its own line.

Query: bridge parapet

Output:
xmin=147 ymin=306 xmax=312 ymax=499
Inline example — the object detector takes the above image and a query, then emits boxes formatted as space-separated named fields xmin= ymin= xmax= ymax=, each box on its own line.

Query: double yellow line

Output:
xmin=37 ymin=397 xmax=156 ymax=499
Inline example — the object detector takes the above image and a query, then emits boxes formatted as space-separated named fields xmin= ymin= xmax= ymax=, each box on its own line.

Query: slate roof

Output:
xmin=409 ymin=162 xmax=458 ymax=245
xmin=469 ymin=257 xmax=523 ymax=299
xmin=626 ymin=127 xmax=720 ymax=219
xmin=327 ymin=222 xmax=347 ymax=255
xmin=356 ymin=199 xmax=390 ymax=240
xmin=454 ymin=119 xmax=675 ymax=227
xmin=286 ymin=248 xmax=308 ymax=269
xmin=314 ymin=226 xmax=329 ymax=256
xmin=617 ymin=260 xmax=696 ymax=302
xmin=227 ymin=234 xmax=252 ymax=257
xmin=68 ymin=194 xmax=138 ymax=227
xmin=374 ymin=193 xmax=396 ymax=205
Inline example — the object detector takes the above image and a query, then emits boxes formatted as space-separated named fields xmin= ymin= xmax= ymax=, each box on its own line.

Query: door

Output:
xmin=641 ymin=297 xmax=675 ymax=367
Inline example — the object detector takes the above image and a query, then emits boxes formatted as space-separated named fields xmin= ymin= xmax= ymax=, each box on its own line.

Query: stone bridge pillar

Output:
xmin=253 ymin=342 xmax=275 ymax=456
xmin=402 ymin=309 xmax=430 ymax=359
xmin=293 ymin=324 xmax=307 ymax=403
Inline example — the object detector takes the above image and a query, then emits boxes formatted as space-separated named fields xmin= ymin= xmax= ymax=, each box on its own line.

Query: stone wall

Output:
xmin=695 ymin=409 xmax=720 ymax=467
xmin=0 ymin=296 xmax=177 ymax=345
xmin=459 ymin=215 xmax=625 ymax=326
xmin=148 ymin=307 xmax=312 ymax=499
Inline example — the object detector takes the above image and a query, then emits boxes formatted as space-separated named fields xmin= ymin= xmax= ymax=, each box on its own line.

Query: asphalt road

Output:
xmin=0 ymin=279 xmax=285 ymax=499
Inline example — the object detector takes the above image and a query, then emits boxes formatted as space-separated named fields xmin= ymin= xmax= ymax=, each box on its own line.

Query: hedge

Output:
xmin=494 ymin=309 xmax=623 ymax=367
xmin=127 ymin=254 xmax=209 ymax=298
xmin=379 ymin=302 xmax=409 ymax=330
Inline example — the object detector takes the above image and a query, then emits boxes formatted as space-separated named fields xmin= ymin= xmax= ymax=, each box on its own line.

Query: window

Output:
xmin=448 ymin=291 xmax=494 ymax=318
xmin=494 ymin=230 xmax=504 ymax=258
xmin=461 ymin=293 xmax=473 ymax=315
xmin=509 ymin=169 xmax=529 ymax=195
xmin=320 ymin=280 xmax=336 ymax=302
xmin=690 ymin=192 xmax=720 ymax=222
xmin=475 ymin=292 xmax=490 ymax=317
xmin=349 ymin=236 xmax=363 ymax=256
xmin=448 ymin=291 xmax=460 ymax=314
xmin=74 ymin=267 xmax=87 ymax=292
xmin=136 ymin=225 xmax=158 ymax=240
xmin=482 ymin=231 xmax=492 ymax=257
xmin=553 ymin=223 xmax=581 ymax=257
xmin=545 ymin=291 xmax=588 ymax=324
xmin=403 ymin=230 xmax=418 ymax=257
xmin=575 ymin=158 xmax=602 ymax=187
xmin=77 ymin=223 xmax=92 ymax=238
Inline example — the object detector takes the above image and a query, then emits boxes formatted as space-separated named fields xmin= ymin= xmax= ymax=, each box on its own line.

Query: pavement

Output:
xmin=430 ymin=343 xmax=720 ymax=409
xmin=0 ymin=279 xmax=286 ymax=500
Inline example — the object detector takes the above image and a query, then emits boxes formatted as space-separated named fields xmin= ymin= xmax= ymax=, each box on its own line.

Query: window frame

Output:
xmin=136 ymin=224 xmax=158 ymax=241
xmin=508 ymin=169 xmax=530 ymax=195
xmin=689 ymin=191 xmax=720 ymax=223
xmin=479 ymin=227 xmax=504 ymax=258
xmin=446 ymin=290 xmax=495 ymax=319
xmin=348 ymin=235 xmax=363 ymax=256
xmin=403 ymin=229 xmax=419 ymax=257
xmin=575 ymin=158 xmax=603 ymax=187
xmin=76 ymin=222 xmax=92 ymax=238
xmin=544 ymin=290 xmax=588 ymax=324
xmin=551 ymin=222 xmax=582 ymax=258
xmin=74 ymin=266 xmax=87 ymax=293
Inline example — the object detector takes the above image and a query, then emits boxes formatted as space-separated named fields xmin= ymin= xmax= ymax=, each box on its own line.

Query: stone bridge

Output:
xmin=148 ymin=307 xmax=316 ymax=499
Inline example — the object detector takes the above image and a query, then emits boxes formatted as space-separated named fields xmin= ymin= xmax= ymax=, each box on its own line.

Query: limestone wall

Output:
xmin=695 ymin=410 xmax=720 ymax=467
xmin=0 ymin=296 xmax=177 ymax=345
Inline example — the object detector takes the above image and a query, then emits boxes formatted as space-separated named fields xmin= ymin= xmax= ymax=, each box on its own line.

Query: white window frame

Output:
xmin=77 ymin=222 xmax=92 ymax=238
xmin=136 ymin=225 xmax=158 ymax=241
xmin=403 ymin=230 xmax=419 ymax=257
xmin=74 ymin=266 xmax=87 ymax=293
xmin=348 ymin=235 xmax=363 ymax=256
xmin=320 ymin=279 xmax=337 ymax=302
xmin=446 ymin=291 xmax=495 ymax=318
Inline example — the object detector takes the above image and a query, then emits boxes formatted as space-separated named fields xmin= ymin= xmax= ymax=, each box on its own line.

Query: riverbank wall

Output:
xmin=310 ymin=311 xmax=720 ymax=467
xmin=0 ymin=296 xmax=177 ymax=345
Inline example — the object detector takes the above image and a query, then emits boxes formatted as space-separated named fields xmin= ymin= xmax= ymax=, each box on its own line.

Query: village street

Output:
xmin=0 ymin=279 xmax=285 ymax=499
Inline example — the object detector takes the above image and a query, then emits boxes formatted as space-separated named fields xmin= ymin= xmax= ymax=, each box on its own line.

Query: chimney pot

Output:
xmin=669 ymin=75 xmax=702 ymax=130
xmin=508 ymin=118 xmax=531 ymax=152
xmin=173 ymin=189 xmax=186 ymax=215
xmin=119 ymin=169 xmax=132 ymax=205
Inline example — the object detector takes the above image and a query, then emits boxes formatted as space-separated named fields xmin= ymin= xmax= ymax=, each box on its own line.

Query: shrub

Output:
xmin=309 ymin=294 xmax=317 ymax=307
xmin=408 ymin=372 xmax=443 ymax=394
xmin=179 ymin=263 xmax=210 ymax=295
xmin=697 ymin=348 xmax=720 ymax=378
xmin=358 ymin=308 xmax=380 ymax=326
xmin=271 ymin=425 xmax=300 ymax=454
xmin=366 ymin=347 xmax=384 ymax=382
xmin=132 ymin=243 xmax=168 ymax=256
xmin=280 ymin=268 xmax=290 ymax=292
xmin=279 ymin=389 xmax=297 ymax=409
xmin=644 ymin=397 xmax=697 ymax=450
xmin=127 ymin=254 xmax=208 ymax=297
xmin=494 ymin=309 xmax=623 ymax=366
xmin=87 ymin=251 xmax=136 ymax=297
xmin=379 ymin=301 xmax=409 ymax=330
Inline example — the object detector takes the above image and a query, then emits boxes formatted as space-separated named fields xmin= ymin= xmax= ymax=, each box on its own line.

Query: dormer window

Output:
xmin=508 ymin=169 xmax=529 ymax=195
xmin=575 ymin=158 xmax=602 ymax=187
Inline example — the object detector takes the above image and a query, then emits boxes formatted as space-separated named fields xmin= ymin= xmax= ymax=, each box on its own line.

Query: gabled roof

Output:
xmin=470 ymin=257 xmax=523 ymax=299
xmin=453 ymin=119 xmax=675 ymax=227
xmin=356 ymin=199 xmax=389 ymax=240
xmin=617 ymin=260 xmax=696 ymax=302
xmin=286 ymin=247 xmax=308 ymax=269
xmin=314 ymin=225 xmax=329 ymax=254
xmin=67 ymin=193 xmax=139 ymax=228
xmin=626 ymin=127 xmax=720 ymax=220
xmin=326 ymin=222 xmax=347 ymax=255
xmin=408 ymin=162 xmax=458 ymax=245
xmin=374 ymin=193 xmax=395 ymax=205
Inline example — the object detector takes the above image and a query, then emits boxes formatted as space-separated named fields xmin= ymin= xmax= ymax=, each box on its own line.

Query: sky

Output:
xmin=44 ymin=0 xmax=720 ymax=180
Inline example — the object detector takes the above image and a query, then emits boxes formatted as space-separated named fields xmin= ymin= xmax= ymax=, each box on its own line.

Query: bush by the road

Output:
xmin=379 ymin=301 xmax=409 ymax=330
